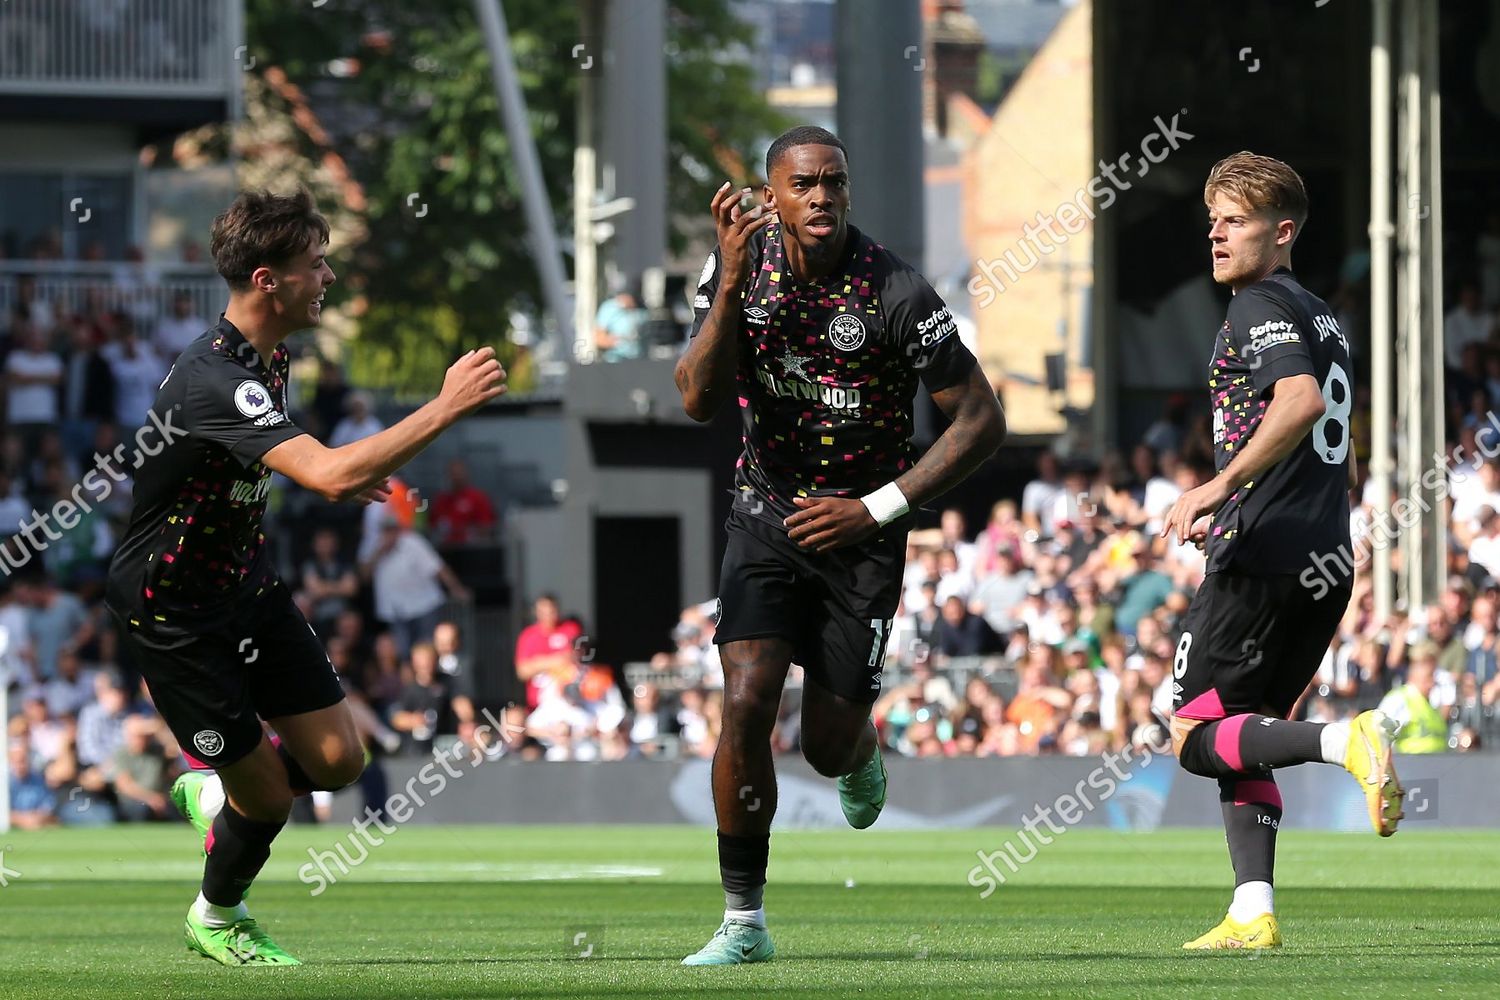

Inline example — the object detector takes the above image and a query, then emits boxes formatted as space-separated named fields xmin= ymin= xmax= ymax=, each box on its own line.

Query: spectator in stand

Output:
xmin=42 ymin=649 xmax=95 ymax=719
xmin=7 ymin=738 xmax=58 ymax=829
xmin=432 ymin=620 xmax=468 ymax=681
xmin=1450 ymin=459 xmax=1500 ymax=546
xmin=389 ymin=641 xmax=474 ymax=754
xmin=1444 ymin=282 xmax=1493 ymax=370
xmin=931 ymin=595 xmax=996 ymax=663
xmin=309 ymin=360 xmax=350 ymax=438
xmin=299 ymin=527 xmax=359 ymax=638
xmin=111 ymin=715 xmax=177 ymax=821
xmin=592 ymin=289 xmax=647 ymax=363
xmin=330 ymin=390 xmax=384 ymax=448
xmin=968 ymin=545 xmax=1031 ymax=638
xmin=361 ymin=631 xmax=405 ymax=711
xmin=1468 ymin=507 xmax=1500 ymax=583
xmin=1142 ymin=393 xmax=1190 ymax=455
xmin=16 ymin=571 xmax=92 ymax=682
xmin=1420 ymin=603 xmax=1470 ymax=680
xmin=59 ymin=317 xmax=117 ymax=466
xmin=15 ymin=691 xmax=67 ymax=762
xmin=0 ymin=467 xmax=29 ymax=536
xmin=939 ymin=508 xmax=978 ymax=579
xmin=5 ymin=310 xmax=64 ymax=449
xmin=40 ymin=477 xmax=114 ymax=592
xmin=152 ymin=290 xmax=208 ymax=361
xmin=430 ymin=458 xmax=497 ymax=545
xmin=629 ymin=682 xmax=672 ymax=757
xmin=101 ymin=314 xmax=167 ymax=434
xmin=973 ymin=499 xmax=1025 ymax=578
xmin=1463 ymin=594 xmax=1500 ymax=687
xmin=1005 ymin=655 xmax=1071 ymax=754
xmin=1021 ymin=451 xmax=1063 ymax=538
xmin=514 ymin=594 xmax=583 ymax=710
xmin=360 ymin=514 xmax=471 ymax=656
xmin=1112 ymin=540 xmax=1174 ymax=637
xmin=11 ymin=274 xmax=56 ymax=335
xmin=75 ymin=668 xmax=133 ymax=774
xmin=1378 ymin=646 xmax=1451 ymax=753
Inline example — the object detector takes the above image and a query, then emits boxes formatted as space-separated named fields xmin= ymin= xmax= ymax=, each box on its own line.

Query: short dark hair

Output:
xmin=765 ymin=125 xmax=848 ymax=179
xmin=210 ymin=188 xmax=330 ymax=291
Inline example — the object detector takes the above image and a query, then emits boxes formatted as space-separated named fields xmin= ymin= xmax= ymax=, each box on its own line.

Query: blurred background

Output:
xmin=3 ymin=0 xmax=1500 ymax=830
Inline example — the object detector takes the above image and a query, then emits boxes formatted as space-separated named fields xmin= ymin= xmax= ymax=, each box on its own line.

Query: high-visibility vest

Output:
xmin=1394 ymin=685 xmax=1448 ymax=754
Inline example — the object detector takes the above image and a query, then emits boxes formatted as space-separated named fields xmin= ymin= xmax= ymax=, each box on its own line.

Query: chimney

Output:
xmin=921 ymin=0 xmax=987 ymax=137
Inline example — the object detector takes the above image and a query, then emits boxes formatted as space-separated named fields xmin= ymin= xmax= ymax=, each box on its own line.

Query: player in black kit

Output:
xmin=104 ymin=190 xmax=505 ymax=965
xmin=674 ymin=126 xmax=1007 ymax=964
xmin=1159 ymin=152 xmax=1405 ymax=950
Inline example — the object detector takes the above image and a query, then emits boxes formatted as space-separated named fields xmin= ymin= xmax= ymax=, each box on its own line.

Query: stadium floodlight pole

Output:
xmin=1369 ymin=0 xmax=1393 ymax=621
xmin=573 ymin=0 xmax=600 ymax=363
xmin=1421 ymin=0 xmax=1446 ymax=606
xmin=474 ymin=0 xmax=575 ymax=360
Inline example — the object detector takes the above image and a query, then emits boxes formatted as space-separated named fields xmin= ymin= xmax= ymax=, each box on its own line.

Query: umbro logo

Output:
xmin=745 ymin=307 xmax=770 ymax=325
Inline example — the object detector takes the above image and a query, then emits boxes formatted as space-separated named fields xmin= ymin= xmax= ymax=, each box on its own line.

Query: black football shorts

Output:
xmin=1173 ymin=570 xmax=1351 ymax=722
xmin=110 ymin=580 xmax=345 ymax=768
xmin=715 ymin=506 xmax=907 ymax=703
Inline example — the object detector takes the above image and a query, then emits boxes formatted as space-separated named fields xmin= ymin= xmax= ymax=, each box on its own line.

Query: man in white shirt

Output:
xmin=5 ymin=317 xmax=63 ymax=434
xmin=360 ymin=515 xmax=470 ymax=655
xmin=330 ymin=391 xmax=384 ymax=448
xmin=1444 ymin=283 xmax=1493 ymax=369
xmin=1450 ymin=458 xmax=1500 ymax=541
xmin=102 ymin=319 xmax=168 ymax=432
xmin=1021 ymin=451 xmax=1064 ymax=537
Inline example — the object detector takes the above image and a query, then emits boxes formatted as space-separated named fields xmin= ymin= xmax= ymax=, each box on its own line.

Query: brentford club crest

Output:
xmin=828 ymin=313 xmax=866 ymax=351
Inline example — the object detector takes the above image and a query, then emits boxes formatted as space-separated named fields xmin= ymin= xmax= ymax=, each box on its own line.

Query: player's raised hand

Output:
xmin=712 ymin=181 xmax=776 ymax=287
xmin=439 ymin=346 xmax=507 ymax=418
xmin=784 ymin=496 xmax=879 ymax=552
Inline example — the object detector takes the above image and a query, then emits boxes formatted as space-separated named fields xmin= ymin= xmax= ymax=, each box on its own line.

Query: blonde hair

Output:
xmin=1204 ymin=151 xmax=1308 ymax=239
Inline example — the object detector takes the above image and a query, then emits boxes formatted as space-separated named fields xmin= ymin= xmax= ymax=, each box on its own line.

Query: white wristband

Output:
xmin=860 ymin=482 xmax=910 ymax=527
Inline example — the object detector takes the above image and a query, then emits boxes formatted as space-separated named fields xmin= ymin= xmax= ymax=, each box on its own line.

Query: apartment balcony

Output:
xmin=0 ymin=0 xmax=242 ymax=133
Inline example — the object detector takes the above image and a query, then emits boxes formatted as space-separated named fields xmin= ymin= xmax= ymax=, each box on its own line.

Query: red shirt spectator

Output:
xmin=431 ymin=458 xmax=496 ymax=544
xmin=515 ymin=594 xmax=582 ymax=709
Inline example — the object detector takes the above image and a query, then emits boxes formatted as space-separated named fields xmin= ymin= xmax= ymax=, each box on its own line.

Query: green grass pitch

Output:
xmin=1 ymin=823 xmax=1497 ymax=998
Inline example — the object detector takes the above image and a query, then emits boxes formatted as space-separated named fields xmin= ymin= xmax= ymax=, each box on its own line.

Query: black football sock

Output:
xmin=201 ymin=802 xmax=286 ymax=907
xmin=1179 ymin=715 xmax=1326 ymax=778
xmin=1219 ymin=774 xmax=1281 ymax=888
xmin=718 ymin=831 xmax=770 ymax=916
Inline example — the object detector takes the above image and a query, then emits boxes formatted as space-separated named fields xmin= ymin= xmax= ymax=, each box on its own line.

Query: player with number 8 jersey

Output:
xmin=1158 ymin=152 xmax=1403 ymax=953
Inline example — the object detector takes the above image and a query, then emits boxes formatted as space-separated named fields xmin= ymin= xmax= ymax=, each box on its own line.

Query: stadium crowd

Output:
xmin=6 ymin=259 xmax=1500 ymax=829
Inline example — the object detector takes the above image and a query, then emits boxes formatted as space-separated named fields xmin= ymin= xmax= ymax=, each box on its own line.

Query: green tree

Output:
xmin=241 ymin=0 xmax=785 ymax=396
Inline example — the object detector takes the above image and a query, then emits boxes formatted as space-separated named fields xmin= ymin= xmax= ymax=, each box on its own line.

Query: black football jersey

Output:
xmin=1204 ymin=267 xmax=1353 ymax=580
xmin=691 ymin=221 xmax=976 ymax=525
xmin=105 ymin=316 xmax=308 ymax=631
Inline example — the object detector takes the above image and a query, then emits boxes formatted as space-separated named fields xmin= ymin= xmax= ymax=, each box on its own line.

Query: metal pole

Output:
xmin=573 ymin=0 xmax=600 ymax=361
xmin=1370 ymin=0 xmax=1394 ymax=621
xmin=1422 ymin=0 xmax=1446 ymax=603
xmin=1396 ymin=0 xmax=1418 ymax=610
xmin=474 ymin=0 xmax=575 ymax=355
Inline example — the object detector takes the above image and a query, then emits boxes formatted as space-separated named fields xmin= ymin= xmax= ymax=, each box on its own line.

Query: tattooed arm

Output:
xmin=894 ymin=364 xmax=1007 ymax=509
